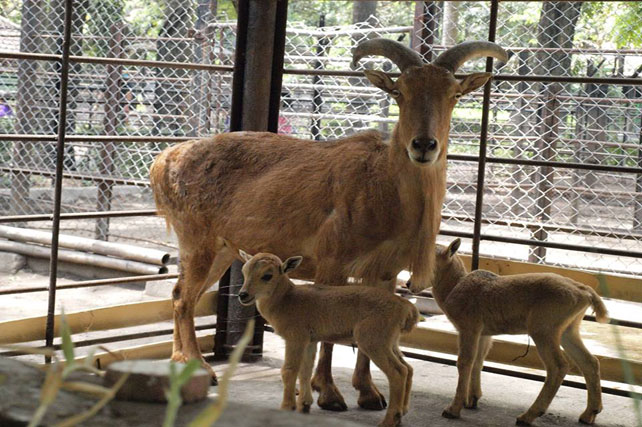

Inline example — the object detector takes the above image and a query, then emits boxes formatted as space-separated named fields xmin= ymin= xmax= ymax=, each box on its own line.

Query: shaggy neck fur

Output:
xmin=388 ymin=125 xmax=448 ymax=290
xmin=432 ymin=254 xmax=468 ymax=306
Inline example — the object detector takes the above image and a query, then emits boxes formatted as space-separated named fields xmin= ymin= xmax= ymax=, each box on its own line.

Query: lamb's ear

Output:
xmin=238 ymin=250 xmax=253 ymax=263
xmin=363 ymin=70 xmax=396 ymax=94
xmin=459 ymin=72 xmax=492 ymax=95
xmin=447 ymin=238 xmax=461 ymax=257
xmin=281 ymin=256 xmax=303 ymax=274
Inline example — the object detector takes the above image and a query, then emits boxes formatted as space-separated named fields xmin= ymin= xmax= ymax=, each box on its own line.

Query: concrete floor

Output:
xmin=215 ymin=333 xmax=641 ymax=427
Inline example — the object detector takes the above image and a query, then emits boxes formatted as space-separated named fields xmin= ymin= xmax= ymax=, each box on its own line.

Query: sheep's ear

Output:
xmin=238 ymin=250 xmax=252 ymax=263
xmin=281 ymin=256 xmax=303 ymax=274
xmin=363 ymin=70 xmax=396 ymax=94
xmin=447 ymin=239 xmax=461 ymax=257
xmin=458 ymin=72 xmax=492 ymax=95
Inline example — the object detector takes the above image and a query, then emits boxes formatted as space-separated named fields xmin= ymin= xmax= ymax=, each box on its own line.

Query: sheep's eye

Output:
xmin=454 ymin=93 xmax=462 ymax=100
xmin=261 ymin=273 xmax=272 ymax=282
xmin=390 ymin=89 xmax=400 ymax=98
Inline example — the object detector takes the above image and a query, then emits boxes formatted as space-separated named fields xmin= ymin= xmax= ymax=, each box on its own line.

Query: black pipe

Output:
xmin=267 ymin=0 xmax=289 ymax=133
xmin=471 ymin=0 xmax=499 ymax=270
xmin=44 ymin=0 xmax=74 ymax=364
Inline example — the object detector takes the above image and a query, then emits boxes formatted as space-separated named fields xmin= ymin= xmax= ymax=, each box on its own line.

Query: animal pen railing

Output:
xmin=0 ymin=0 xmax=641 ymax=400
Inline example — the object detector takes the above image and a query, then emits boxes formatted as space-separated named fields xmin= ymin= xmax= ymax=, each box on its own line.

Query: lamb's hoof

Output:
xmin=516 ymin=418 xmax=532 ymax=426
xmin=358 ymin=390 xmax=387 ymax=411
xmin=301 ymin=404 xmax=311 ymax=414
xmin=464 ymin=397 xmax=479 ymax=410
xmin=579 ymin=409 xmax=600 ymax=425
xmin=210 ymin=376 xmax=218 ymax=386
xmin=442 ymin=409 xmax=460 ymax=419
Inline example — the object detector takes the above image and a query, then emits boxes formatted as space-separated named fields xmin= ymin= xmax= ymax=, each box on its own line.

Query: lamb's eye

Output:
xmin=261 ymin=273 xmax=272 ymax=282
xmin=390 ymin=89 xmax=400 ymax=98
xmin=454 ymin=93 xmax=462 ymax=100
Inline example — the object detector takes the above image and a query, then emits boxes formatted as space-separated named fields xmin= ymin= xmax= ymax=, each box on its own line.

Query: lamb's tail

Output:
xmin=402 ymin=302 xmax=420 ymax=333
xmin=583 ymin=284 xmax=609 ymax=323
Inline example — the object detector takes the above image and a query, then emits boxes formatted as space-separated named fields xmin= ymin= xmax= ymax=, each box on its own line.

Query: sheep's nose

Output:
xmin=238 ymin=291 xmax=249 ymax=301
xmin=411 ymin=137 xmax=438 ymax=152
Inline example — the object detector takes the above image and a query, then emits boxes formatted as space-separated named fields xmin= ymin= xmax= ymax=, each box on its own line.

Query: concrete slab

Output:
xmin=211 ymin=333 xmax=641 ymax=427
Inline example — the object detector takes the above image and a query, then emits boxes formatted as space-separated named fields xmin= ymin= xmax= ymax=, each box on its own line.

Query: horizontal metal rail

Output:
xmin=0 ymin=272 xmax=178 ymax=295
xmin=0 ymin=209 xmax=157 ymax=223
xmin=0 ymin=166 xmax=148 ymax=186
xmin=401 ymin=350 xmax=641 ymax=400
xmin=0 ymin=134 xmax=192 ymax=142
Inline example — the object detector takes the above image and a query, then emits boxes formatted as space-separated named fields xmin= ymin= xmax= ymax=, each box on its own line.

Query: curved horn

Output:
xmin=433 ymin=41 xmax=509 ymax=73
xmin=352 ymin=37 xmax=424 ymax=71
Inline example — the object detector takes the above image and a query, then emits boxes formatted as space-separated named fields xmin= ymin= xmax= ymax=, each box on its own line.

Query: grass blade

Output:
xmin=163 ymin=359 xmax=202 ymax=427
xmin=28 ymin=363 xmax=63 ymax=427
xmin=189 ymin=319 xmax=255 ymax=427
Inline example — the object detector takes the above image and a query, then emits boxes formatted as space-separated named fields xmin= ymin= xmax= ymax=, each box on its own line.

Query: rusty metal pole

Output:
xmin=44 ymin=0 xmax=73 ymax=362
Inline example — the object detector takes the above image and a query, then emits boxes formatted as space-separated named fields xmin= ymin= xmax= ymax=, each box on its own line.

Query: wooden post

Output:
xmin=95 ymin=23 xmax=124 ymax=241
xmin=411 ymin=1 xmax=437 ymax=61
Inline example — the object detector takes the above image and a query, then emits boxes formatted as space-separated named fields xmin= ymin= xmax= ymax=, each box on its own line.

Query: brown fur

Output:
xmin=432 ymin=239 xmax=608 ymax=425
xmin=149 ymin=63 xmax=492 ymax=403
xmin=238 ymin=251 xmax=419 ymax=427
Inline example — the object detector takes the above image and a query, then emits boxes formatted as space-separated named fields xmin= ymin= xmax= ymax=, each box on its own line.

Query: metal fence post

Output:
xmin=470 ymin=0 xmax=499 ymax=270
xmin=44 ymin=0 xmax=74 ymax=362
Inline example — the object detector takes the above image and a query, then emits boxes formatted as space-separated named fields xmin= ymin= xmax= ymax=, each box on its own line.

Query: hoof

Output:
xmin=579 ymin=409 xmax=600 ymax=425
xmin=301 ymin=404 xmax=311 ymax=414
xmin=210 ymin=376 xmax=218 ymax=386
xmin=358 ymin=392 xmax=387 ymax=411
xmin=318 ymin=399 xmax=348 ymax=412
xmin=464 ymin=397 xmax=479 ymax=410
xmin=516 ymin=419 xmax=531 ymax=426
xmin=442 ymin=409 xmax=460 ymax=419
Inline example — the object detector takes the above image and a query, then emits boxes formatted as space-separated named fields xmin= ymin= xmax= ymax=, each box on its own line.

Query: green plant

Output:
xmin=163 ymin=359 xmax=202 ymax=427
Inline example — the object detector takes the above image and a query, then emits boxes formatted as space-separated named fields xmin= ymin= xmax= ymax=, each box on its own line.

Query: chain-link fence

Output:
xmin=0 ymin=0 xmax=641 ymax=278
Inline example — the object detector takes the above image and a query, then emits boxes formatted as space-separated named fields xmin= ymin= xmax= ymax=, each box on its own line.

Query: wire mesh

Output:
xmin=0 ymin=0 xmax=639 ymax=278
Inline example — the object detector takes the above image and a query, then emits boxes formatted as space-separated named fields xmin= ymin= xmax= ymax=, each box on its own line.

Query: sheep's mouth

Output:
xmin=238 ymin=295 xmax=255 ymax=306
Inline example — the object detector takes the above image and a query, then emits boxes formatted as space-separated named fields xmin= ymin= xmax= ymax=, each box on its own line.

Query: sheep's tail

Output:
xmin=402 ymin=303 xmax=420 ymax=333
xmin=589 ymin=288 xmax=609 ymax=323
xmin=581 ymin=284 xmax=609 ymax=323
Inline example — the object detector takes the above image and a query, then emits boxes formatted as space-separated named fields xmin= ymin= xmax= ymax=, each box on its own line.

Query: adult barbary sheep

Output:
xmin=237 ymin=250 xmax=419 ymax=427
xmin=150 ymin=38 xmax=508 ymax=410
xmin=430 ymin=239 xmax=608 ymax=425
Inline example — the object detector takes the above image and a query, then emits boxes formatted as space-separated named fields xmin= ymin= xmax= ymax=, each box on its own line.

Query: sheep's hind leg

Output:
xmin=516 ymin=332 xmax=569 ymax=426
xmin=172 ymin=240 xmax=236 ymax=384
xmin=561 ymin=316 xmax=602 ymax=425
xmin=311 ymin=342 xmax=348 ymax=411
xmin=353 ymin=350 xmax=387 ymax=410
xmin=443 ymin=330 xmax=480 ymax=419
xmin=297 ymin=342 xmax=318 ymax=413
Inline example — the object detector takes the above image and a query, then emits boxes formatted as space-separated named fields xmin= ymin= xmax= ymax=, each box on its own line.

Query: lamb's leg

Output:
xmin=360 ymin=344 xmax=408 ymax=427
xmin=393 ymin=345 xmax=413 ymax=415
xmin=516 ymin=332 xmax=569 ymax=425
xmin=443 ymin=330 xmax=480 ymax=419
xmin=353 ymin=350 xmax=387 ymax=410
xmin=282 ymin=340 xmax=307 ymax=411
xmin=311 ymin=342 xmax=347 ymax=411
xmin=172 ymin=242 xmax=235 ymax=384
xmin=297 ymin=342 xmax=318 ymax=413
xmin=466 ymin=335 xmax=492 ymax=409
xmin=561 ymin=316 xmax=602 ymax=425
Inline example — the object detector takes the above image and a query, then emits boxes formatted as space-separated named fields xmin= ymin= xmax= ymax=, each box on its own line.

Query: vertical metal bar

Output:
xmin=214 ymin=0 xmax=249 ymax=360
xmin=471 ymin=0 xmax=499 ymax=270
xmin=44 ymin=0 xmax=74 ymax=362
xmin=267 ymin=0 xmax=289 ymax=134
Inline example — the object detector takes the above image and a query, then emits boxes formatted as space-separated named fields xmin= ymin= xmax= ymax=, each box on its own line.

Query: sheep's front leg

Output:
xmin=443 ymin=330 xmax=480 ymax=419
xmin=297 ymin=342 xmax=318 ymax=413
xmin=466 ymin=335 xmax=492 ymax=409
xmin=282 ymin=340 xmax=307 ymax=411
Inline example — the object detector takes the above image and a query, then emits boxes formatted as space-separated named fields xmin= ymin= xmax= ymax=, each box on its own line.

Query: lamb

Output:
xmin=237 ymin=250 xmax=419 ymax=427
xmin=428 ymin=238 xmax=608 ymax=425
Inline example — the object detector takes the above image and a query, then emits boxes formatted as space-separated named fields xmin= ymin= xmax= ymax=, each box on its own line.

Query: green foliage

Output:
xmin=163 ymin=359 xmax=203 ymax=427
